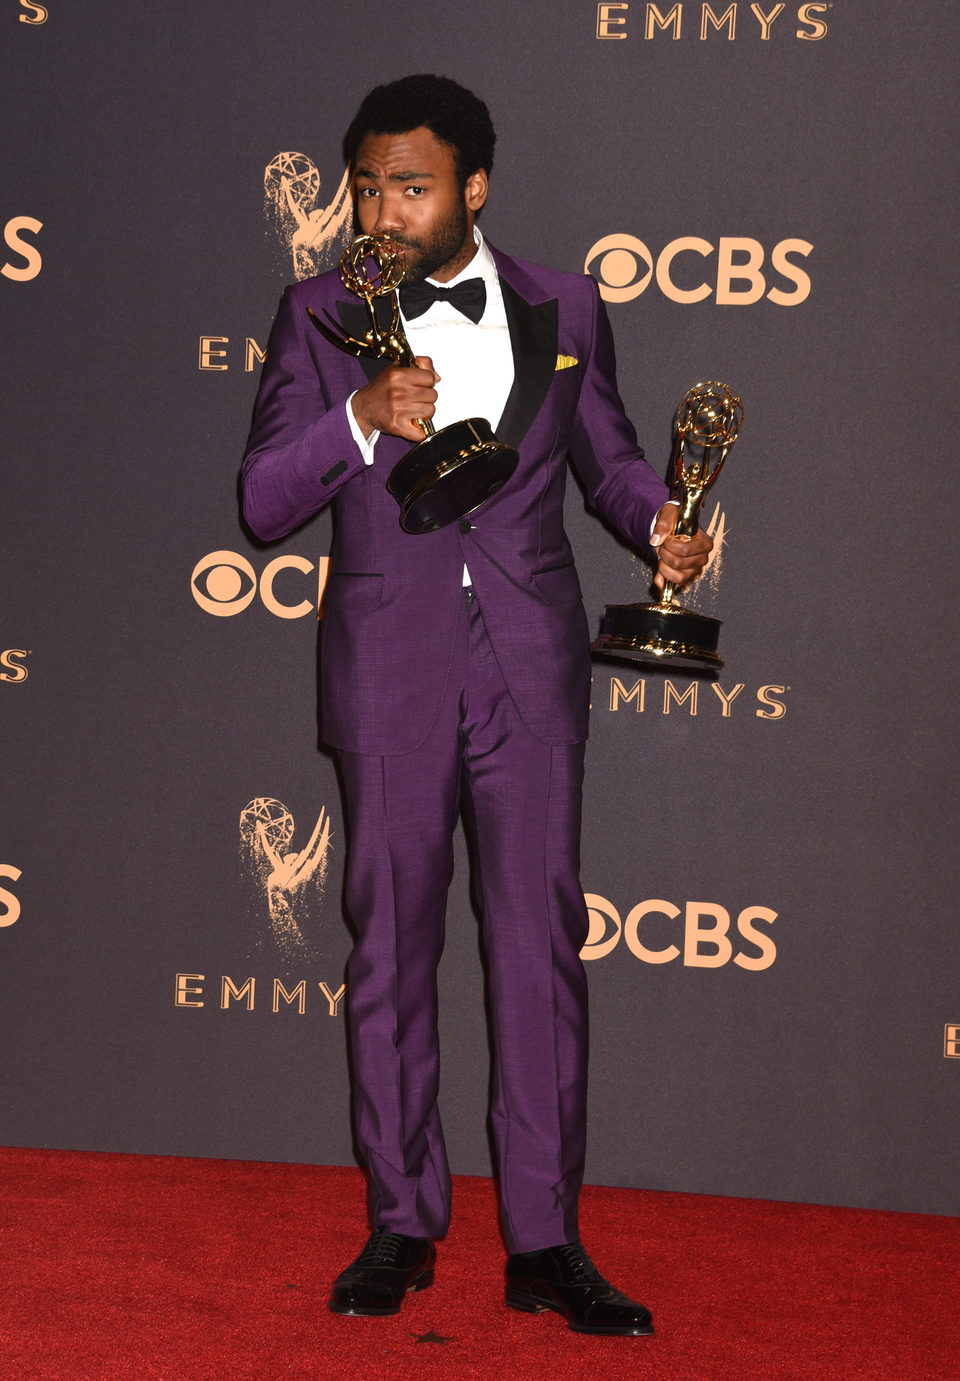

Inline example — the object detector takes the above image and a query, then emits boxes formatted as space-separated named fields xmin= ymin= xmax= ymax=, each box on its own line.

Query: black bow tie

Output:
xmin=400 ymin=277 xmax=486 ymax=324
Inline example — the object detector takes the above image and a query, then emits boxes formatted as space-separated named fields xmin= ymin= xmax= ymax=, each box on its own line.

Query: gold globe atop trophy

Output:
xmin=591 ymin=381 xmax=744 ymax=670
xmin=307 ymin=234 xmax=518 ymax=534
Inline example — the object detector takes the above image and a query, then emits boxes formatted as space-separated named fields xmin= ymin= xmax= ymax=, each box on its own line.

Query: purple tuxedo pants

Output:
xmin=337 ymin=590 xmax=591 ymax=1253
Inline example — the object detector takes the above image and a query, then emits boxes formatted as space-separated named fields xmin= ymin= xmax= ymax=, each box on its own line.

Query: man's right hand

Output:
xmin=350 ymin=357 xmax=439 ymax=442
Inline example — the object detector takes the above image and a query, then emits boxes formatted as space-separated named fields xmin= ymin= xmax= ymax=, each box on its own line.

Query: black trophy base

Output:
xmin=386 ymin=418 xmax=518 ymax=534
xmin=591 ymin=601 xmax=723 ymax=670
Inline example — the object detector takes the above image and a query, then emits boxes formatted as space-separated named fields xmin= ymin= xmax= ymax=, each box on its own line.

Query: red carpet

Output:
xmin=1 ymin=1148 xmax=957 ymax=1379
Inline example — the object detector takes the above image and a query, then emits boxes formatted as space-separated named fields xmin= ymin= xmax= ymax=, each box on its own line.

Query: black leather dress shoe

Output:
xmin=328 ymin=1227 xmax=436 ymax=1316
xmin=505 ymin=1242 xmax=654 ymax=1336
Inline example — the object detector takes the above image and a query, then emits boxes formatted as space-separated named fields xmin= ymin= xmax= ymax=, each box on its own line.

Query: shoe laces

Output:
xmin=552 ymin=1243 xmax=603 ymax=1284
xmin=356 ymin=1227 xmax=408 ymax=1267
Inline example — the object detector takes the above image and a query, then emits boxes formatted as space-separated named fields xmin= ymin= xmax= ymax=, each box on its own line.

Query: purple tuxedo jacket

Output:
xmin=242 ymin=245 xmax=669 ymax=755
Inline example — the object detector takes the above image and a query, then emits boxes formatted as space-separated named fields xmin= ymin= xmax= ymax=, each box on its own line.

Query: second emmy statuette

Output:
xmin=592 ymin=381 xmax=744 ymax=670
xmin=307 ymin=234 xmax=518 ymax=535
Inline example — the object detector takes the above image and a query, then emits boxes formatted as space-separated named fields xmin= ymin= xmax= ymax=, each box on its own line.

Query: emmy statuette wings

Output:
xmin=307 ymin=235 xmax=518 ymax=534
xmin=592 ymin=382 xmax=744 ymax=670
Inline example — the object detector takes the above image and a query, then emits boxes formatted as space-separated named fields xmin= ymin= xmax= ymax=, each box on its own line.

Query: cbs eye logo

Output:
xmin=582 ymin=893 xmax=625 ymax=959
xmin=585 ymin=233 xmax=812 ymax=306
xmin=191 ymin=550 xmax=329 ymax=618
xmin=585 ymin=235 xmax=655 ymax=303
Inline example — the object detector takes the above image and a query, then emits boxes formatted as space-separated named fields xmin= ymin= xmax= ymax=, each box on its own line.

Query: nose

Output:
xmin=373 ymin=195 xmax=403 ymax=237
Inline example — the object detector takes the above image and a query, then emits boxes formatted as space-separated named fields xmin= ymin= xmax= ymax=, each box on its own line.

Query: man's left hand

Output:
xmin=650 ymin=503 xmax=713 ymax=592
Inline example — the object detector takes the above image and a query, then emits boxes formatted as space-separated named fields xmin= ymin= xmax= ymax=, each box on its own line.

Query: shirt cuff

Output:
xmin=346 ymin=393 xmax=379 ymax=466
xmin=651 ymin=499 xmax=679 ymax=538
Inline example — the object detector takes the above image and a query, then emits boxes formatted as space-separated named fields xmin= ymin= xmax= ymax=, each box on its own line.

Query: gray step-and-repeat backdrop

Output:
xmin=3 ymin=2 xmax=958 ymax=1216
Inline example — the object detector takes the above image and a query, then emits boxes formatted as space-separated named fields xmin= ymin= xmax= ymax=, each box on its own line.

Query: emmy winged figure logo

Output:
xmin=263 ymin=152 xmax=352 ymax=280
xmin=239 ymin=797 xmax=332 ymax=959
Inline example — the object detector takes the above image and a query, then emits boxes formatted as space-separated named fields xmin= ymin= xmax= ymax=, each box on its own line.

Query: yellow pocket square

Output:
xmin=555 ymin=353 xmax=578 ymax=370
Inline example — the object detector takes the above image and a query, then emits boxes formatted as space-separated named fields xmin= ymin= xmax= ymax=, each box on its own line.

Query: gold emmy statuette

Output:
xmin=306 ymin=234 xmax=518 ymax=534
xmin=591 ymin=381 xmax=744 ymax=670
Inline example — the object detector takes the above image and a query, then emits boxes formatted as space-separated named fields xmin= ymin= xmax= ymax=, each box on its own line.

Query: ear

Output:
xmin=464 ymin=168 xmax=488 ymax=214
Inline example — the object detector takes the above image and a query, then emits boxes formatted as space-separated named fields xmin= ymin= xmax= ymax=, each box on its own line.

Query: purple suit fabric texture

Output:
xmin=241 ymin=245 xmax=669 ymax=1253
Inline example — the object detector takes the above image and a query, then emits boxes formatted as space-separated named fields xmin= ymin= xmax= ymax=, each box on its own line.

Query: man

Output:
xmin=242 ymin=74 xmax=711 ymax=1337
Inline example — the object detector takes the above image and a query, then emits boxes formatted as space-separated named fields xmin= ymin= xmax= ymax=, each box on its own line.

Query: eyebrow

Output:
xmin=354 ymin=168 xmax=437 ymax=182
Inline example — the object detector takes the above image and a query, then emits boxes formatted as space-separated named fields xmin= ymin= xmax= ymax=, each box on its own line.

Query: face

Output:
xmin=352 ymin=126 xmax=487 ymax=283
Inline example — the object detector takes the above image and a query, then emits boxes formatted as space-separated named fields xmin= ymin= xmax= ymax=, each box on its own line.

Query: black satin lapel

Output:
xmin=335 ymin=298 xmax=392 ymax=383
xmin=496 ymin=280 xmax=558 ymax=449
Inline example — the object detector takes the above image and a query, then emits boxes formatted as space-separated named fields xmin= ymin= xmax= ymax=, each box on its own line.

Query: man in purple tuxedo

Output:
xmin=242 ymin=75 xmax=711 ymax=1337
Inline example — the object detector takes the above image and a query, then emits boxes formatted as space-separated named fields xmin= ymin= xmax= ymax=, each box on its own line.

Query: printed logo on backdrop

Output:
xmin=174 ymin=972 xmax=345 ymax=1016
xmin=191 ymin=550 xmax=330 ymax=618
xmin=603 ymin=674 xmax=787 ymax=718
xmin=197 ymin=155 xmax=351 ymax=370
xmin=173 ymin=798 xmax=346 ymax=1019
xmin=585 ymin=234 xmax=812 ymax=306
xmin=2 ymin=218 xmax=42 ymax=282
xmin=239 ymin=797 xmax=332 ymax=961
xmin=264 ymin=154 xmax=352 ymax=281
xmin=594 ymin=3 xmax=830 ymax=42
xmin=944 ymin=1026 xmax=960 ymax=1059
xmin=0 ymin=866 xmax=22 ymax=927
xmin=1 ymin=650 xmax=30 ymax=683
xmin=19 ymin=1 xmax=48 ymax=23
xmin=581 ymin=892 xmax=777 ymax=968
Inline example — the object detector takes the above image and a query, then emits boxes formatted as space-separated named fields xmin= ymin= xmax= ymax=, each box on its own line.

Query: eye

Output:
xmin=405 ymin=185 xmax=425 ymax=197
xmin=584 ymin=234 xmax=654 ymax=303
xmin=191 ymin=551 xmax=257 ymax=616
xmin=357 ymin=186 xmax=378 ymax=199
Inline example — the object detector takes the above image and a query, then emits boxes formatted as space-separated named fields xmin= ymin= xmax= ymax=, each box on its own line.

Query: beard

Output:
xmin=392 ymin=200 xmax=470 ymax=283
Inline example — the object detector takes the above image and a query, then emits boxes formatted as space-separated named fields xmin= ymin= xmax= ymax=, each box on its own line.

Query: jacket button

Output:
xmin=459 ymin=519 xmax=472 ymax=534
